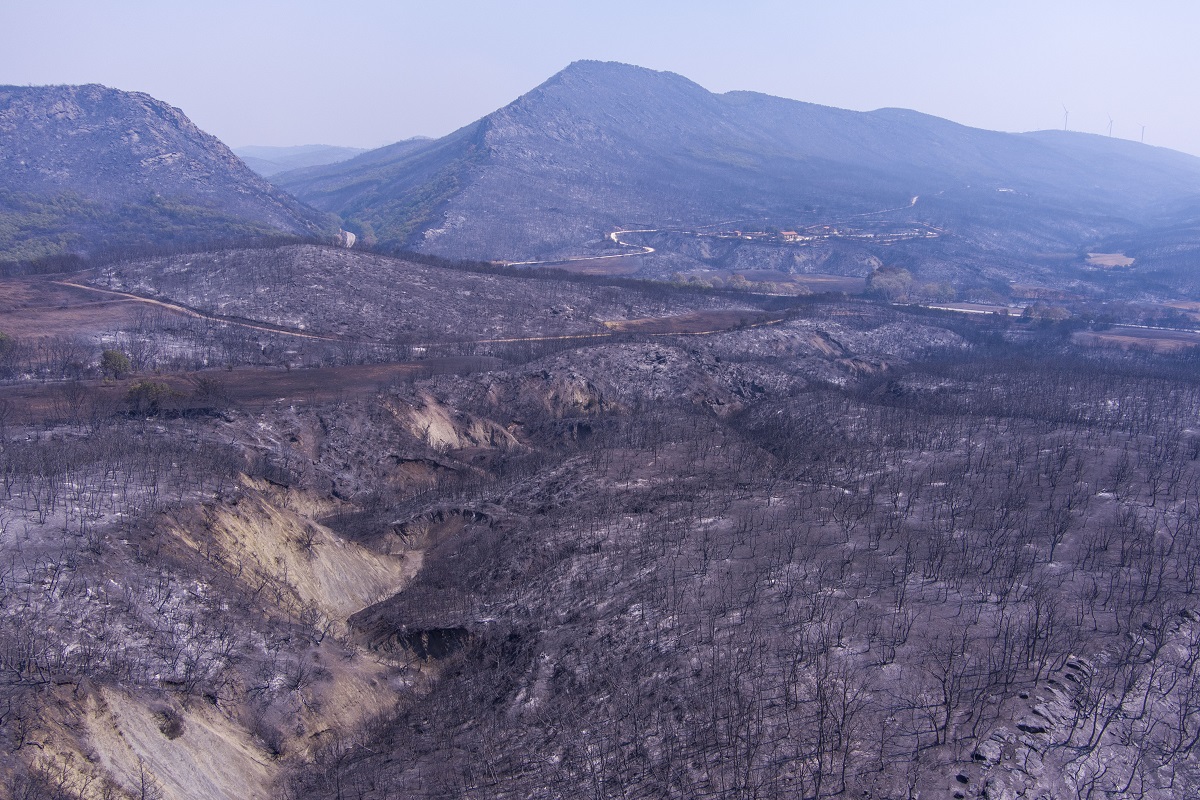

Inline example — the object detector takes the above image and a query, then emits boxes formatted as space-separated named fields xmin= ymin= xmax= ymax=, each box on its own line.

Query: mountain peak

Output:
xmin=277 ymin=62 xmax=1200 ymax=292
xmin=537 ymin=60 xmax=708 ymax=97
xmin=0 ymin=84 xmax=329 ymax=262
xmin=557 ymin=59 xmax=666 ymax=77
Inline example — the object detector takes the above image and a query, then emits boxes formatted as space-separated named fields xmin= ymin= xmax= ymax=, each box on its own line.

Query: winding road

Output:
xmin=504 ymin=228 xmax=657 ymax=267
xmin=504 ymin=197 xmax=931 ymax=270
xmin=52 ymin=281 xmax=351 ymax=342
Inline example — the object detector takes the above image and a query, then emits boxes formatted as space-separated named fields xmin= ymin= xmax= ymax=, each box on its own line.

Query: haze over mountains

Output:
xmin=277 ymin=61 xmax=1200 ymax=292
xmin=0 ymin=84 xmax=331 ymax=265
xmin=233 ymin=144 xmax=369 ymax=177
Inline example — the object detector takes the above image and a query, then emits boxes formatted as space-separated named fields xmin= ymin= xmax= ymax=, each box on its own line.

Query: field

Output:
xmin=742 ymin=270 xmax=867 ymax=293
xmin=0 ymin=358 xmax=505 ymax=424
xmin=676 ymin=269 xmax=868 ymax=294
xmin=0 ymin=276 xmax=167 ymax=339
xmin=1086 ymin=251 xmax=1136 ymax=268
xmin=537 ymin=257 xmax=644 ymax=276
xmin=1074 ymin=324 xmax=1200 ymax=352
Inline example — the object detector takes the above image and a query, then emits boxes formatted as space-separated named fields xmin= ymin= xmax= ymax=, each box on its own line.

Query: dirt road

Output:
xmin=52 ymin=281 xmax=351 ymax=342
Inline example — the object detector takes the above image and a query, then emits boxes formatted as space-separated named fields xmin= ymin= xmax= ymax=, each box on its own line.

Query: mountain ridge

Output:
xmin=0 ymin=83 xmax=332 ymax=263
xmin=276 ymin=60 xmax=1200 ymax=293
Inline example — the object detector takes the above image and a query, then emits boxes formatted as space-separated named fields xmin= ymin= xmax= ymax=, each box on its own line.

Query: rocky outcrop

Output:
xmin=0 ymin=84 xmax=331 ymax=262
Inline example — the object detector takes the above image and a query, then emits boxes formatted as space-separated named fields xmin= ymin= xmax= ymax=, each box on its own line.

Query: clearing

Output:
xmin=1085 ymin=252 xmax=1135 ymax=268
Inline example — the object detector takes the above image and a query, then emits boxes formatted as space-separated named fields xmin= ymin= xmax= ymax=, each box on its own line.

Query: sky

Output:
xmin=3 ymin=0 xmax=1199 ymax=156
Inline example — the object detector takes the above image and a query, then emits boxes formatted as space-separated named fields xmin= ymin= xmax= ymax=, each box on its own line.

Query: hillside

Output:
xmin=0 ymin=85 xmax=333 ymax=265
xmin=5 ymin=244 xmax=1200 ymax=798
xmin=277 ymin=61 xmax=1200 ymax=295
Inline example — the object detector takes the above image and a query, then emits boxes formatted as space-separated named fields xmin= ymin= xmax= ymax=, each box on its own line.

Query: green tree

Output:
xmin=100 ymin=349 xmax=132 ymax=379
xmin=919 ymin=282 xmax=957 ymax=302
xmin=1022 ymin=302 xmax=1071 ymax=322
xmin=866 ymin=266 xmax=913 ymax=302
xmin=125 ymin=380 xmax=177 ymax=416
xmin=0 ymin=331 xmax=18 ymax=377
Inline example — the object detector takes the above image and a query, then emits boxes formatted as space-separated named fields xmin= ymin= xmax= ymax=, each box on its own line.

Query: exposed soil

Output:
xmin=602 ymin=309 xmax=781 ymax=334
xmin=1086 ymin=251 xmax=1135 ymax=267
xmin=535 ymin=258 xmax=643 ymax=276
xmin=1074 ymin=325 xmax=1200 ymax=352
xmin=0 ymin=276 xmax=170 ymax=338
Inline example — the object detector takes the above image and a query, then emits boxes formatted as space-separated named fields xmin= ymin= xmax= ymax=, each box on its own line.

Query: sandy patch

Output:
xmin=86 ymin=688 xmax=274 ymax=800
xmin=1085 ymin=252 xmax=1135 ymax=267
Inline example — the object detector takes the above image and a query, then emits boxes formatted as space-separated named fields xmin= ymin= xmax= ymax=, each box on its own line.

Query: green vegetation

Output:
xmin=278 ymin=123 xmax=489 ymax=252
xmin=0 ymin=189 xmax=91 ymax=261
xmin=865 ymin=265 xmax=914 ymax=301
xmin=333 ymin=141 xmax=488 ymax=251
xmin=100 ymin=349 xmax=132 ymax=378
xmin=125 ymin=380 xmax=179 ymax=415
xmin=0 ymin=190 xmax=300 ymax=265
xmin=0 ymin=330 xmax=18 ymax=378
xmin=358 ymin=166 xmax=466 ymax=247
xmin=1022 ymin=302 xmax=1072 ymax=321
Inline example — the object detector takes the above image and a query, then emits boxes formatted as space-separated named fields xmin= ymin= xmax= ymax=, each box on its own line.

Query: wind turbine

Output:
xmin=1062 ymin=104 xmax=1069 ymax=131
xmin=1107 ymin=115 xmax=1113 ymax=137
xmin=1140 ymin=124 xmax=1146 ymax=143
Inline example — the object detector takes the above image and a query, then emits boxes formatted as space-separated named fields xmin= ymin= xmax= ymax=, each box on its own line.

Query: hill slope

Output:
xmin=278 ymin=61 xmax=1200 ymax=291
xmin=0 ymin=84 xmax=332 ymax=264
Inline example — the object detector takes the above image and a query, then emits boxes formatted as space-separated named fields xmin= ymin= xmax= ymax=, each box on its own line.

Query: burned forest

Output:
xmin=1 ymin=243 xmax=1200 ymax=799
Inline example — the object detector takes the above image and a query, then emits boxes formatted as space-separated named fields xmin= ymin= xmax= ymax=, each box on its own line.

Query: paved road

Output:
xmin=505 ymin=228 xmax=657 ymax=267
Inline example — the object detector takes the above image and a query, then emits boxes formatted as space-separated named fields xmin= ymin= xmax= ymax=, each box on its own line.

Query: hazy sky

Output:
xmin=4 ymin=0 xmax=1199 ymax=156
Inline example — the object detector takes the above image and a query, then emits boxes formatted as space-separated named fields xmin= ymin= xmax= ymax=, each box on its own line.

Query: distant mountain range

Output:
xmin=0 ymin=84 xmax=332 ymax=265
xmin=234 ymin=144 xmax=370 ymax=177
xmin=5 ymin=68 xmax=1200 ymax=295
xmin=275 ymin=61 xmax=1200 ymax=293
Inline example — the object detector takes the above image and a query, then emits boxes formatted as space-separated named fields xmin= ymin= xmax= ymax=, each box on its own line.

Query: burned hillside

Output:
xmin=2 ymin=246 xmax=1200 ymax=799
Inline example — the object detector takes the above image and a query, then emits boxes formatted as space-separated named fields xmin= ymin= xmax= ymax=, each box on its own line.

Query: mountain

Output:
xmin=233 ymin=144 xmax=370 ymax=177
xmin=277 ymin=61 xmax=1200 ymax=293
xmin=0 ymin=84 xmax=333 ymax=265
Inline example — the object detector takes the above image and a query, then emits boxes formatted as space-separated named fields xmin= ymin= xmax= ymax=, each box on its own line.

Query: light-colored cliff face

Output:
xmin=21 ymin=476 xmax=413 ymax=800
